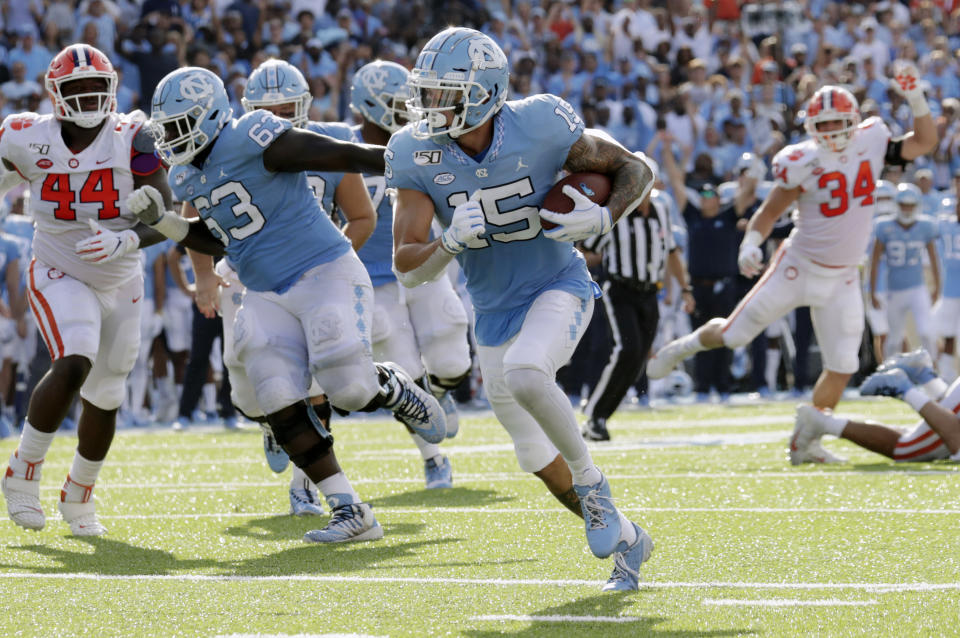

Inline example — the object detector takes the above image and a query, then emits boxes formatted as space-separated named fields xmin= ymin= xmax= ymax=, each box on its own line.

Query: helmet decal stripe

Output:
xmin=71 ymin=46 xmax=81 ymax=68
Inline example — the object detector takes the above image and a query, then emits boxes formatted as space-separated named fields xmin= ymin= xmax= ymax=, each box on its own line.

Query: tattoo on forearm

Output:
xmin=554 ymin=487 xmax=583 ymax=518
xmin=564 ymin=133 xmax=654 ymax=222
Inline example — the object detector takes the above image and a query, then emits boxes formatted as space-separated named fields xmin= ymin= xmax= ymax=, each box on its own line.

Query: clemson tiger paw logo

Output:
xmin=895 ymin=74 xmax=917 ymax=91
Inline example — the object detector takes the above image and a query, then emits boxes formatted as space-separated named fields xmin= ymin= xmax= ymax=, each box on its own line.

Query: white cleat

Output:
xmin=2 ymin=472 xmax=45 ymax=531
xmin=789 ymin=405 xmax=847 ymax=465
xmin=58 ymin=500 xmax=107 ymax=536
xmin=646 ymin=339 xmax=687 ymax=380
xmin=289 ymin=487 xmax=325 ymax=516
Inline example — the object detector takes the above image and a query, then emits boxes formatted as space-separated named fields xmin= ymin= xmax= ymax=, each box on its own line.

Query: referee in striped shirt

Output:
xmin=580 ymin=191 xmax=694 ymax=441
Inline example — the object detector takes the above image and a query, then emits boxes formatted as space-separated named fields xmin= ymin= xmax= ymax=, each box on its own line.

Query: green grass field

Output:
xmin=1 ymin=398 xmax=958 ymax=637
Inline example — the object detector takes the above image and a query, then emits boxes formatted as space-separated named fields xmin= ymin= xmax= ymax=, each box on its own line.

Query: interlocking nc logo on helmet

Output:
xmin=180 ymin=74 xmax=214 ymax=101
xmin=361 ymin=67 xmax=388 ymax=92
xmin=468 ymin=38 xmax=506 ymax=70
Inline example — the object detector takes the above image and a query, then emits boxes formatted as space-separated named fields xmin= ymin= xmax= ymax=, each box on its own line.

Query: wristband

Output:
xmin=742 ymin=230 xmax=764 ymax=249
xmin=150 ymin=210 xmax=189 ymax=243
xmin=908 ymin=95 xmax=931 ymax=118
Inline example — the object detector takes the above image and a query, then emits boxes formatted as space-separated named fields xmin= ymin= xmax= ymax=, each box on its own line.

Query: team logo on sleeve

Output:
xmin=414 ymin=150 xmax=442 ymax=166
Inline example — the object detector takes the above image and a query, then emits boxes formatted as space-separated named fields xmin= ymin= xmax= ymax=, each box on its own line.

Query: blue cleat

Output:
xmin=424 ymin=455 xmax=453 ymax=489
xmin=259 ymin=423 xmax=289 ymax=473
xmin=379 ymin=362 xmax=446 ymax=443
xmin=303 ymin=494 xmax=383 ymax=543
xmin=602 ymin=523 xmax=654 ymax=592
xmin=574 ymin=473 xmax=622 ymax=559
xmin=877 ymin=349 xmax=937 ymax=385
xmin=859 ymin=368 xmax=914 ymax=399
xmin=439 ymin=391 xmax=459 ymax=438
xmin=289 ymin=487 xmax=325 ymax=516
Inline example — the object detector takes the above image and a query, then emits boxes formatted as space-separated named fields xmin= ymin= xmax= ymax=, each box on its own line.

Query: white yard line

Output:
xmin=473 ymin=614 xmax=646 ymax=623
xmin=57 ymin=468 xmax=955 ymax=490
xmin=76 ymin=505 xmax=960 ymax=520
xmin=0 ymin=572 xmax=956 ymax=592
xmin=702 ymin=598 xmax=878 ymax=607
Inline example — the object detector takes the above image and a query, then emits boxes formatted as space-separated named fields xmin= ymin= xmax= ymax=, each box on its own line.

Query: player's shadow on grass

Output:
xmin=368 ymin=486 xmax=513 ymax=508
xmin=223 ymin=517 xmax=427 ymax=542
xmin=463 ymin=594 xmax=757 ymax=638
xmin=227 ymin=533 xmax=462 ymax=576
xmin=2 ymin=537 xmax=222 ymax=575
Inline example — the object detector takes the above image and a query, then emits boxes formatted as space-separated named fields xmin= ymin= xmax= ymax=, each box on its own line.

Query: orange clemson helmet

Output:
xmin=45 ymin=44 xmax=117 ymax=129
xmin=804 ymin=85 xmax=861 ymax=153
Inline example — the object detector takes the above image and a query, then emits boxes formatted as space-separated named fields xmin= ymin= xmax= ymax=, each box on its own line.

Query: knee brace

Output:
xmin=267 ymin=401 xmax=334 ymax=469
xmin=311 ymin=400 xmax=332 ymax=431
xmin=426 ymin=370 xmax=470 ymax=393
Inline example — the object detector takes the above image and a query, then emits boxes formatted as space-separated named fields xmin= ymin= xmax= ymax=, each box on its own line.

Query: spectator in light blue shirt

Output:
xmin=6 ymin=29 xmax=51 ymax=85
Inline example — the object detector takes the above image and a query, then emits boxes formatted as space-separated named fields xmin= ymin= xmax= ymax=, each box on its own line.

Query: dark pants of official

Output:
xmin=584 ymin=279 xmax=659 ymax=420
xmin=690 ymin=277 xmax=739 ymax=394
xmin=178 ymin=305 xmax=236 ymax=420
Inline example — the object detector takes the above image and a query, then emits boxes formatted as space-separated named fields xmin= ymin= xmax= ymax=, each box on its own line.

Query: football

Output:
xmin=540 ymin=172 xmax=612 ymax=230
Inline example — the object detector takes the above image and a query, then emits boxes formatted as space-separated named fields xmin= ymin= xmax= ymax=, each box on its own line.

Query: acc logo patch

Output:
xmin=434 ymin=172 xmax=455 ymax=185
xmin=36 ymin=159 xmax=53 ymax=169
xmin=414 ymin=150 xmax=442 ymax=166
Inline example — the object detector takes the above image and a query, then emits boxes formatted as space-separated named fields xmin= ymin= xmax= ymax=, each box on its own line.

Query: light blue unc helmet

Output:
xmin=407 ymin=27 xmax=509 ymax=140
xmin=874 ymin=179 xmax=897 ymax=216
xmin=896 ymin=181 xmax=922 ymax=223
xmin=242 ymin=59 xmax=311 ymax=127
xmin=150 ymin=66 xmax=232 ymax=166
xmin=349 ymin=60 xmax=411 ymax=133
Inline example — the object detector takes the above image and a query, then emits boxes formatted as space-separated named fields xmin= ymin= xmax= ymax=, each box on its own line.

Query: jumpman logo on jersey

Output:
xmin=219 ymin=168 xmax=229 ymax=179
xmin=516 ymin=157 xmax=528 ymax=171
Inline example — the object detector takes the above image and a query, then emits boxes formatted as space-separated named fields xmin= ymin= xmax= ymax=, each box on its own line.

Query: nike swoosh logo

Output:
xmin=96 ymin=158 xmax=110 ymax=164
xmin=132 ymin=296 xmax=141 ymax=303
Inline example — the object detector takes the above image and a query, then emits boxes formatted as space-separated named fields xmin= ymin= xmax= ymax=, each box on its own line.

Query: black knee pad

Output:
xmin=235 ymin=405 xmax=267 ymax=424
xmin=267 ymin=401 xmax=334 ymax=468
xmin=428 ymin=371 xmax=470 ymax=392
xmin=311 ymin=401 xmax=332 ymax=431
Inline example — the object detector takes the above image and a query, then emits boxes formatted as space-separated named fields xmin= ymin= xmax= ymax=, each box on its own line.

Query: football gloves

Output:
xmin=440 ymin=199 xmax=486 ymax=254
xmin=539 ymin=185 xmax=613 ymax=243
xmin=74 ymin=219 xmax=140 ymax=263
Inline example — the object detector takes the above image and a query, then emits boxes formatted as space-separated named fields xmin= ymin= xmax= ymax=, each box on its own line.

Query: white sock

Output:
xmin=62 ymin=452 xmax=104 ymax=502
xmin=765 ymin=349 xmax=781 ymax=391
xmin=409 ymin=432 xmax=442 ymax=462
xmin=316 ymin=472 xmax=360 ymax=505
xmin=676 ymin=329 xmax=708 ymax=358
xmin=175 ymin=383 xmax=183 ymax=403
xmin=618 ymin=512 xmax=637 ymax=546
xmin=202 ymin=383 xmax=216 ymax=413
xmin=938 ymin=353 xmax=957 ymax=383
xmin=820 ymin=411 xmax=848 ymax=437
xmin=568 ymin=454 xmax=602 ymax=486
xmin=290 ymin=465 xmax=316 ymax=492
xmin=17 ymin=420 xmax=56 ymax=463
xmin=922 ymin=377 xmax=949 ymax=400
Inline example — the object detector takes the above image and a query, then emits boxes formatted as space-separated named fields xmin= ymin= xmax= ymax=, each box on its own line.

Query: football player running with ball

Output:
xmin=647 ymin=62 xmax=937 ymax=465
xmin=1 ymin=45 xmax=173 ymax=536
xmin=389 ymin=28 xmax=655 ymax=591
xmin=131 ymin=67 xmax=446 ymax=544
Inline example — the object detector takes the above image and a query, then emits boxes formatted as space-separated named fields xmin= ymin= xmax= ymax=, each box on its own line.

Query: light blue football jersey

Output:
xmin=351 ymin=125 xmax=395 ymax=288
xmin=304 ymin=120 xmax=354 ymax=216
xmin=168 ymin=110 xmax=351 ymax=293
xmin=874 ymin=215 xmax=939 ymax=292
xmin=3 ymin=216 xmax=34 ymax=245
xmin=141 ymin=240 xmax=168 ymax=302
xmin=385 ymin=94 xmax=594 ymax=346
xmin=938 ymin=214 xmax=960 ymax=299
xmin=0 ymin=233 xmax=19 ymax=301
xmin=866 ymin=222 xmax=888 ymax=295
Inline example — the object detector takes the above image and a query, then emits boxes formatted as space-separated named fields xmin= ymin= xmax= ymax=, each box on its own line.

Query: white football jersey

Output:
xmin=772 ymin=116 xmax=892 ymax=266
xmin=0 ymin=111 xmax=152 ymax=289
